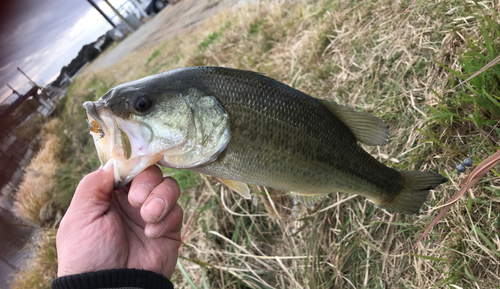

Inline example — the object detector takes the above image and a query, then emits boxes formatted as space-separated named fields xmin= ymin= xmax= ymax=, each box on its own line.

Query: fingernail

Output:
xmin=146 ymin=197 xmax=166 ymax=221
xmin=130 ymin=183 xmax=150 ymax=205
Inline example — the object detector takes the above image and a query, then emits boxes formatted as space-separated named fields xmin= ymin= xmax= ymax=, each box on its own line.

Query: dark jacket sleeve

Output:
xmin=51 ymin=268 xmax=173 ymax=289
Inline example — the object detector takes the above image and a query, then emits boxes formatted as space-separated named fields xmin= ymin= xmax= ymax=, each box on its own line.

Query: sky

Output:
xmin=0 ymin=0 xmax=135 ymax=104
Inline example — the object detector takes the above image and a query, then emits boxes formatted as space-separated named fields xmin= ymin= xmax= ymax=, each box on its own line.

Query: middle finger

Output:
xmin=141 ymin=177 xmax=180 ymax=224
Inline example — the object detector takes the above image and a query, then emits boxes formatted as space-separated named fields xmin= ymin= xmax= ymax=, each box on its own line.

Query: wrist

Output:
xmin=52 ymin=268 xmax=173 ymax=289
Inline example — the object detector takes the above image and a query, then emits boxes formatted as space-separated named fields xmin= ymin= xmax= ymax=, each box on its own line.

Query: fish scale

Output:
xmin=194 ymin=67 xmax=401 ymax=199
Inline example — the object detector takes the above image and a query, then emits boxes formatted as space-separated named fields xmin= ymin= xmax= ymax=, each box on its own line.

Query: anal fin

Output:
xmin=290 ymin=192 xmax=325 ymax=208
xmin=216 ymin=177 xmax=251 ymax=199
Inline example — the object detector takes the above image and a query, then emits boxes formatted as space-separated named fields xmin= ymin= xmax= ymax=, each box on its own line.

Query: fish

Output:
xmin=83 ymin=66 xmax=447 ymax=214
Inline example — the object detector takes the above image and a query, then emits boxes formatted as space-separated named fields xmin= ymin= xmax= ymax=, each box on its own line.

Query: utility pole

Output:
xmin=6 ymin=84 xmax=20 ymax=97
xmin=16 ymin=67 xmax=37 ymax=88
xmin=86 ymin=0 xmax=125 ymax=36
xmin=103 ymin=0 xmax=136 ymax=32
xmin=16 ymin=67 xmax=50 ymax=99
xmin=13 ymin=69 xmax=52 ymax=111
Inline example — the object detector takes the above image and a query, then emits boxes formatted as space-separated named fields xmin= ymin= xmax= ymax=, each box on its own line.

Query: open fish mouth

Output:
xmin=83 ymin=101 xmax=161 ymax=189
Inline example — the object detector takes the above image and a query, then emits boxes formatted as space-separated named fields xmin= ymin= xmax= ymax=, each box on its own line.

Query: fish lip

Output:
xmin=83 ymin=101 xmax=116 ymax=147
xmin=83 ymin=101 xmax=106 ymax=131
xmin=85 ymin=102 xmax=125 ymax=189
xmin=84 ymin=100 xmax=117 ymax=178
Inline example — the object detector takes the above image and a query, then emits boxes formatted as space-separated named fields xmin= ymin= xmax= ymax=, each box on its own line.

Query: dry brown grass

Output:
xmin=11 ymin=0 xmax=500 ymax=288
xmin=10 ymin=230 xmax=58 ymax=289
xmin=14 ymin=119 xmax=61 ymax=225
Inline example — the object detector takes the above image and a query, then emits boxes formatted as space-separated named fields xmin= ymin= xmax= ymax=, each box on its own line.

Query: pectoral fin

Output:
xmin=216 ymin=178 xmax=251 ymax=199
xmin=290 ymin=192 xmax=325 ymax=207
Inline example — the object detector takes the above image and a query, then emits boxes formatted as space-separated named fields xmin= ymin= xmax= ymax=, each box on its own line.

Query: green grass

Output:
xmin=198 ymin=21 xmax=231 ymax=52
xmin=161 ymin=167 xmax=200 ymax=192
xmin=456 ymin=16 xmax=500 ymax=117
xmin=425 ymin=14 xmax=500 ymax=167
xmin=147 ymin=43 xmax=168 ymax=64
xmin=248 ymin=20 xmax=262 ymax=36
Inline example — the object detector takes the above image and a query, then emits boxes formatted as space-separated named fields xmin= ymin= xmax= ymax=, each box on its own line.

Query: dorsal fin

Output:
xmin=318 ymin=99 xmax=389 ymax=146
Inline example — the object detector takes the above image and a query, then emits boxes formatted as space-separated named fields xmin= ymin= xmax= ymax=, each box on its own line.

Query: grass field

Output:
xmin=10 ymin=0 xmax=500 ymax=288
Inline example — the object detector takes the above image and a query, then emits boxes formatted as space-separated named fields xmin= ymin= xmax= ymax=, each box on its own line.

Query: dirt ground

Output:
xmin=84 ymin=0 xmax=256 ymax=74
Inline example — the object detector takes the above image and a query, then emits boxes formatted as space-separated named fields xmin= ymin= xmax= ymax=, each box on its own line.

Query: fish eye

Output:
xmin=132 ymin=95 xmax=152 ymax=113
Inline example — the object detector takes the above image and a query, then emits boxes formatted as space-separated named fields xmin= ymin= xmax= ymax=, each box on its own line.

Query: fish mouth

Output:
xmin=83 ymin=101 xmax=161 ymax=189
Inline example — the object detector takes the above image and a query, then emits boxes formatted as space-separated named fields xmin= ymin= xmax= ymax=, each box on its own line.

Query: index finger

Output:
xmin=68 ymin=160 xmax=115 ymax=217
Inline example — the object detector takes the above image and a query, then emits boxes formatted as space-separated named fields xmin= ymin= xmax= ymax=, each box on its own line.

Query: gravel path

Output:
xmin=84 ymin=0 xmax=256 ymax=74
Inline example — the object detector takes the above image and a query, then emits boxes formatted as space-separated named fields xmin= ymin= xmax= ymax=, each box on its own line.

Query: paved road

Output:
xmin=84 ymin=0 xmax=256 ymax=74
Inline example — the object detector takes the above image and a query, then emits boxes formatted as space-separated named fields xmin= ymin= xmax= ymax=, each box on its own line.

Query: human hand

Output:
xmin=56 ymin=162 xmax=183 ymax=278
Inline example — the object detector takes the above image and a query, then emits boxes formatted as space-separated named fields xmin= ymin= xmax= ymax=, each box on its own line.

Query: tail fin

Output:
xmin=383 ymin=171 xmax=448 ymax=214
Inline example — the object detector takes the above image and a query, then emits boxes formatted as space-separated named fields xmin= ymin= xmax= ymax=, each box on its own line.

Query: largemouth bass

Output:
xmin=83 ymin=66 xmax=447 ymax=214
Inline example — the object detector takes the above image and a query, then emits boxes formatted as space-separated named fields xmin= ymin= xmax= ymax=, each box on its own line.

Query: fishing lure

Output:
xmin=87 ymin=119 xmax=105 ymax=139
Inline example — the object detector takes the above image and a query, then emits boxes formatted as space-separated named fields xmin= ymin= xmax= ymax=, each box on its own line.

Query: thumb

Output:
xmin=69 ymin=160 xmax=115 ymax=214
